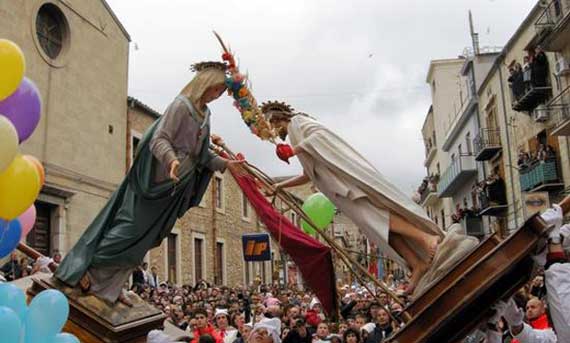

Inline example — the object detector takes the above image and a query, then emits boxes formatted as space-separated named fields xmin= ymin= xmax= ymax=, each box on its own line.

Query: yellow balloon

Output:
xmin=0 ymin=39 xmax=25 ymax=101
xmin=0 ymin=116 xmax=19 ymax=173
xmin=0 ymin=154 xmax=40 ymax=220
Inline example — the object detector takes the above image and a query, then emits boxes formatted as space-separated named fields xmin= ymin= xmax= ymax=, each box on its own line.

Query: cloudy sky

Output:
xmin=107 ymin=0 xmax=536 ymax=193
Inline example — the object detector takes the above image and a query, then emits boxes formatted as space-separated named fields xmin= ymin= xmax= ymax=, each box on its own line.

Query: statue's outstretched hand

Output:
xmin=211 ymin=134 xmax=224 ymax=146
xmin=169 ymin=160 xmax=180 ymax=182
xmin=227 ymin=159 xmax=246 ymax=177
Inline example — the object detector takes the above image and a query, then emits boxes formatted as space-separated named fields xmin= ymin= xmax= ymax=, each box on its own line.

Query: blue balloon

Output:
xmin=0 ymin=219 xmax=21 ymax=258
xmin=25 ymin=289 xmax=69 ymax=342
xmin=0 ymin=306 xmax=22 ymax=343
xmin=0 ymin=283 xmax=27 ymax=321
xmin=52 ymin=333 xmax=80 ymax=343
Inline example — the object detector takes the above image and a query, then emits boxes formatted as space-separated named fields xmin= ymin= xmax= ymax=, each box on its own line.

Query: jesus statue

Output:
xmin=262 ymin=101 xmax=444 ymax=292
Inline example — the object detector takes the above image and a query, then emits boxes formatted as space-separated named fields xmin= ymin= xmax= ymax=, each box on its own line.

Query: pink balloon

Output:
xmin=18 ymin=204 xmax=36 ymax=240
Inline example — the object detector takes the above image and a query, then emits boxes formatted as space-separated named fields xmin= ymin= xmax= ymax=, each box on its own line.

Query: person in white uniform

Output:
xmin=487 ymin=204 xmax=570 ymax=343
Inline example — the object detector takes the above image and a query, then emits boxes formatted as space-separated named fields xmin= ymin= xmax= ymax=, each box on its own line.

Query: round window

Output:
xmin=35 ymin=3 xmax=68 ymax=60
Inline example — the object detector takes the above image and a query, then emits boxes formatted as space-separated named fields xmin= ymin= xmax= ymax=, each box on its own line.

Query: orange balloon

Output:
xmin=23 ymin=155 xmax=44 ymax=187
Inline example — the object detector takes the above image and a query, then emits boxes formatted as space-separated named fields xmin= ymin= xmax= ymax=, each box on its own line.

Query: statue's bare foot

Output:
xmin=118 ymin=292 xmax=133 ymax=307
xmin=423 ymin=234 xmax=441 ymax=261
xmin=406 ymin=263 xmax=429 ymax=295
xmin=79 ymin=274 xmax=90 ymax=293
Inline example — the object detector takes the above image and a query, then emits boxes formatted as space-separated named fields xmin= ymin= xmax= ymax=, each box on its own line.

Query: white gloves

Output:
xmin=494 ymin=298 xmax=524 ymax=328
xmin=560 ymin=223 xmax=570 ymax=250
xmin=541 ymin=204 xmax=563 ymax=239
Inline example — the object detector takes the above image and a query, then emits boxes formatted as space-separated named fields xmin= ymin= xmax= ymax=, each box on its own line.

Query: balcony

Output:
xmin=511 ymin=67 xmax=552 ymax=113
xmin=549 ymin=86 xmax=570 ymax=136
xmin=535 ymin=0 xmax=570 ymax=52
xmin=419 ymin=182 xmax=438 ymax=207
xmin=519 ymin=159 xmax=563 ymax=193
xmin=438 ymin=155 xmax=477 ymax=198
xmin=462 ymin=214 xmax=485 ymax=237
xmin=473 ymin=129 xmax=502 ymax=161
xmin=478 ymin=178 xmax=508 ymax=217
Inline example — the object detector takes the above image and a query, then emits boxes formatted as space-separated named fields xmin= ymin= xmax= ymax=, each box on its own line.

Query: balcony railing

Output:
xmin=549 ymin=86 xmax=570 ymax=136
xmin=438 ymin=155 xmax=477 ymax=198
xmin=519 ymin=159 xmax=563 ymax=192
xmin=535 ymin=0 xmax=570 ymax=51
xmin=478 ymin=178 xmax=508 ymax=217
xmin=511 ymin=66 xmax=552 ymax=112
xmin=462 ymin=214 xmax=485 ymax=237
xmin=473 ymin=129 xmax=502 ymax=161
xmin=419 ymin=183 xmax=438 ymax=206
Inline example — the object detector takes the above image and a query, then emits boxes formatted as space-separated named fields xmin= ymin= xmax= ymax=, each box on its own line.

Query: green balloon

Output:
xmin=301 ymin=193 xmax=336 ymax=236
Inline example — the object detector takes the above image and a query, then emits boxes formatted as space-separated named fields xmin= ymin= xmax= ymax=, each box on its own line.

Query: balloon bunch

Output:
xmin=0 ymin=39 xmax=44 ymax=258
xmin=0 ymin=284 xmax=79 ymax=343
xmin=301 ymin=193 xmax=336 ymax=236
xmin=213 ymin=32 xmax=276 ymax=142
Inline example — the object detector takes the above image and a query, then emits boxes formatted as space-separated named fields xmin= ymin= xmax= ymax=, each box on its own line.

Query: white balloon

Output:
xmin=0 ymin=115 xmax=19 ymax=173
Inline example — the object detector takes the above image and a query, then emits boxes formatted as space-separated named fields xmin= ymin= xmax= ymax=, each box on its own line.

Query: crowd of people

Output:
xmin=413 ymin=174 xmax=439 ymax=204
xmin=517 ymin=144 xmax=557 ymax=171
xmin=132 ymin=269 xmax=412 ymax=343
xmin=507 ymin=47 xmax=549 ymax=101
xmin=472 ymin=168 xmax=507 ymax=211
xmin=0 ymin=251 xmax=61 ymax=281
xmin=139 ymin=205 xmax=570 ymax=343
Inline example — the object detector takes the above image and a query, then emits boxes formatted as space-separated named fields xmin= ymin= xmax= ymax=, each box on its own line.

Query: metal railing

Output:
xmin=419 ymin=182 xmax=437 ymax=204
xmin=474 ymin=129 xmax=501 ymax=157
xmin=536 ymin=0 xmax=568 ymax=31
xmin=439 ymin=155 xmax=476 ymax=195
xmin=550 ymin=86 xmax=570 ymax=127
xmin=519 ymin=159 xmax=560 ymax=192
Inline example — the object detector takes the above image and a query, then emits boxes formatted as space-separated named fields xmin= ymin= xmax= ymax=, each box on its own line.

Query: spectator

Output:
xmin=149 ymin=266 xmax=160 ymax=288
xmin=365 ymin=308 xmax=394 ymax=343
xmin=284 ymin=317 xmax=311 ymax=343
xmin=132 ymin=264 xmax=145 ymax=289
xmin=313 ymin=322 xmax=330 ymax=342
xmin=251 ymin=318 xmax=282 ymax=343
xmin=0 ymin=252 xmax=21 ymax=281
xmin=191 ymin=308 xmax=223 ymax=343
xmin=342 ymin=328 xmax=362 ymax=343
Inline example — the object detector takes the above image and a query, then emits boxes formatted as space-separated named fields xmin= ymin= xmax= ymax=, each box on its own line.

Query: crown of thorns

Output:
xmin=260 ymin=101 xmax=295 ymax=114
xmin=190 ymin=61 xmax=228 ymax=73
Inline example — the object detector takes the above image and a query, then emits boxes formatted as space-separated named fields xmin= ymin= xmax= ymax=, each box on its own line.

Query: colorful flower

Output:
xmin=233 ymin=73 xmax=245 ymax=83
xmin=239 ymin=98 xmax=250 ymax=108
xmin=242 ymin=110 xmax=254 ymax=121
xmin=238 ymin=87 xmax=248 ymax=98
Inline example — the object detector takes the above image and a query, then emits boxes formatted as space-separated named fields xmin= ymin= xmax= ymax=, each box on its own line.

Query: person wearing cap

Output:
xmin=214 ymin=308 xmax=237 ymax=343
xmin=191 ymin=308 xmax=223 ymax=343
xmin=305 ymin=299 xmax=323 ymax=328
xmin=250 ymin=318 xmax=282 ymax=343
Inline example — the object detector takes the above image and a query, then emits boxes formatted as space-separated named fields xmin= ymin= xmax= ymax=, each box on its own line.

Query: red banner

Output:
xmin=227 ymin=159 xmax=338 ymax=317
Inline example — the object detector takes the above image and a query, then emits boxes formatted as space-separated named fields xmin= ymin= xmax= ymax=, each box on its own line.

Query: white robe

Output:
xmin=288 ymin=115 xmax=443 ymax=268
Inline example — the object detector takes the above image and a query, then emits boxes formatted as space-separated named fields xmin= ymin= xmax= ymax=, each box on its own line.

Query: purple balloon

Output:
xmin=0 ymin=77 xmax=42 ymax=143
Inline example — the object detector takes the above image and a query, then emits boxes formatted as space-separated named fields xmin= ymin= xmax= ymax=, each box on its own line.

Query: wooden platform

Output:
xmin=27 ymin=274 xmax=166 ymax=343
xmin=387 ymin=213 xmax=548 ymax=343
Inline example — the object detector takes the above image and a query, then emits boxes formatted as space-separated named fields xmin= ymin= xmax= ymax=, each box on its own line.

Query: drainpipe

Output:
xmin=498 ymin=64 xmax=519 ymax=229
xmin=211 ymin=178 xmax=217 ymax=285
